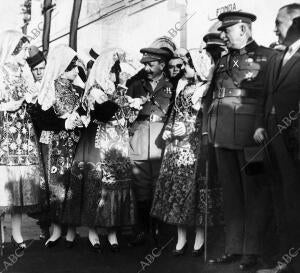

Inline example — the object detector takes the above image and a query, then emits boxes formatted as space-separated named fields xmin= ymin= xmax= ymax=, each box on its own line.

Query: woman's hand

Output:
xmin=162 ymin=130 xmax=172 ymax=140
xmin=24 ymin=92 xmax=38 ymax=103
xmin=80 ymin=115 xmax=90 ymax=127
xmin=0 ymin=99 xmax=24 ymax=112
xmin=74 ymin=118 xmax=84 ymax=127
xmin=65 ymin=117 xmax=76 ymax=130
xmin=73 ymin=112 xmax=83 ymax=127
xmin=172 ymin=122 xmax=186 ymax=137
xmin=127 ymin=97 xmax=143 ymax=110
xmin=65 ymin=112 xmax=82 ymax=130
xmin=90 ymin=88 xmax=108 ymax=104
xmin=87 ymin=88 xmax=109 ymax=110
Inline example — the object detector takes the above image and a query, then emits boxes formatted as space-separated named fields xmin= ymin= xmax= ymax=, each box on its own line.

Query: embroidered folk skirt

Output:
xmin=69 ymin=122 xmax=136 ymax=228
xmin=0 ymin=110 xmax=41 ymax=214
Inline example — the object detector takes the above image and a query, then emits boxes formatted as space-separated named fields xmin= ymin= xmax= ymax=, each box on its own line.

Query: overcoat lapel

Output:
xmin=275 ymin=50 xmax=300 ymax=90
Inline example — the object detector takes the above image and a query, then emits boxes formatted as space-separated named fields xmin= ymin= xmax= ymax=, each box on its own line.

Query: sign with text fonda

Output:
xmin=208 ymin=2 xmax=238 ymax=20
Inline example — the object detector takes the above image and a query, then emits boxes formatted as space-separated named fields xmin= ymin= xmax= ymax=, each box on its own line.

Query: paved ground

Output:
xmin=0 ymin=215 xmax=278 ymax=273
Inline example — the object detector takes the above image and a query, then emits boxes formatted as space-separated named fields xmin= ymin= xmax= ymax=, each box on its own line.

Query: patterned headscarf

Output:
xmin=38 ymin=44 xmax=77 ymax=110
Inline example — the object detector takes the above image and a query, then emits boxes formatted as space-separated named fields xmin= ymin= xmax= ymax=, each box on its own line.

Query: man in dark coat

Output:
xmin=203 ymin=32 xmax=227 ymax=64
xmin=202 ymin=11 xmax=277 ymax=271
xmin=26 ymin=46 xmax=51 ymax=240
xmin=27 ymin=45 xmax=46 ymax=86
xmin=126 ymin=47 xmax=173 ymax=246
xmin=254 ymin=4 xmax=300 ymax=273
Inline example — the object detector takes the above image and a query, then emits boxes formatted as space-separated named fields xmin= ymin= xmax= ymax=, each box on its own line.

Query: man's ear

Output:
xmin=160 ymin=61 xmax=166 ymax=70
xmin=240 ymin=24 xmax=247 ymax=36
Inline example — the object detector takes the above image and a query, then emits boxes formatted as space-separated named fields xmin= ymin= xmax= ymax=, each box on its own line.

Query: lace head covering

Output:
xmin=185 ymin=48 xmax=214 ymax=82
xmin=38 ymin=44 xmax=77 ymax=110
xmin=0 ymin=30 xmax=26 ymax=65
xmin=83 ymin=48 xmax=139 ymax=108
xmin=0 ymin=30 xmax=37 ymax=102
xmin=176 ymin=49 xmax=215 ymax=109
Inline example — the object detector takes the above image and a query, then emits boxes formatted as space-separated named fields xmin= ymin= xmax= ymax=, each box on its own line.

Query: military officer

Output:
xmin=202 ymin=11 xmax=277 ymax=271
xmin=203 ymin=32 xmax=227 ymax=64
xmin=126 ymin=47 xmax=173 ymax=246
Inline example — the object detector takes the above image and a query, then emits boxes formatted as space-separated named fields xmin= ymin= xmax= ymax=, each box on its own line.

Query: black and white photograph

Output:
xmin=0 ymin=0 xmax=299 ymax=272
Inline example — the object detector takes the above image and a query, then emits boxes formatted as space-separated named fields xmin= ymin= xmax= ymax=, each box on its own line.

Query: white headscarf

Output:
xmin=83 ymin=48 xmax=139 ymax=108
xmin=0 ymin=30 xmax=36 ymax=102
xmin=176 ymin=49 xmax=215 ymax=110
xmin=0 ymin=30 xmax=24 ymax=65
xmin=188 ymin=48 xmax=214 ymax=82
xmin=38 ymin=44 xmax=77 ymax=110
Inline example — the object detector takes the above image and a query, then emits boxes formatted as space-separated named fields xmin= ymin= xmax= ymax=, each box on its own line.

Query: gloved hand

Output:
xmin=253 ymin=128 xmax=267 ymax=144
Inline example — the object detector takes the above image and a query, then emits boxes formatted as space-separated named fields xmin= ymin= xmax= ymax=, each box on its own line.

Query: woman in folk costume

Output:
xmin=36 ymin=44 xmax=83 ymax=248
xmin=151 ymin=49 xmax=222 ymax=256
xmin=0 ymin=30 xmax=41 ymax=249
xmin=72 ymin=48 xmax=139 ymax=252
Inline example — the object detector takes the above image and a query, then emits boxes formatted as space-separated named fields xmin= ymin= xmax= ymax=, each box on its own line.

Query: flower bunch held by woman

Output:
xmin=0 ymin=30 xmax=41 ymax=249
xmin=73 ymin=48 xmax=140 ymax=252
xmin=36 ymin=44 xmax=84 ymax=248
xmin=151 ymin=48 xmax=220 ymax=256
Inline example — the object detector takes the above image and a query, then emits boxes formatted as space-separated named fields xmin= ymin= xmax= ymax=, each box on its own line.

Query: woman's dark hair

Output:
xmin=87 ymin=60 xmax=94 ymax=70
xmin=65 ymin=56 xmax=78 ymax=72
xmin=12 ymin=36 xmax=29 ymax=56
xmin=185 ymin=52 xmax=195 ymax=70
xmin=110 ymin=59 xmax=121 ymax=85
xmin=78 ymin=66 xmax=87 ymax=83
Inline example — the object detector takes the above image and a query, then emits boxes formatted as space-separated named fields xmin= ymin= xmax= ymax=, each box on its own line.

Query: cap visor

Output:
xmin=140 ymin=56 xmax=160 ymax=63
xmin=217 ymin=22 xmax=237 ymax=31
xmin=204 ymin=44 xmax=226 ymax=51
xmin=206 ymin=41 xmax=225 ymax=46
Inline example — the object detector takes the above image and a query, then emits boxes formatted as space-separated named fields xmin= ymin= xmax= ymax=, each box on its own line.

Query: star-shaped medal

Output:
xmin=245 ymin=71 xmax=254 ymax=80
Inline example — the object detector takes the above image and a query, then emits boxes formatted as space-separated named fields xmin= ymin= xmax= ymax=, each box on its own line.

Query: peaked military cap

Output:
xmin=217 ymin=11 xmax=257 ymax=31
xmin=203 ymin=32 xmax=226 ymax=47
xmin=140 ymin=47 xmax=170 ymax=63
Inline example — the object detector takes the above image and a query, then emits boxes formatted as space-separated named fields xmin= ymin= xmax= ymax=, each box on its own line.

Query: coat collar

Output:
xmin=141 ymin=73 xmax=171 ymax=93
xmin=229 ymin=40 xmax=259 ymax=55
xmin=275 ymin=48 xmax=300 ymax=90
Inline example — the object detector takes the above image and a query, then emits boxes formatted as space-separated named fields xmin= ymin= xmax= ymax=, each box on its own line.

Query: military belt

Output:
xmin=213 ymin=88 xmax=260 ymax=99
